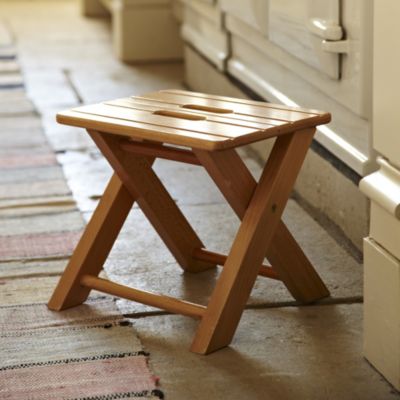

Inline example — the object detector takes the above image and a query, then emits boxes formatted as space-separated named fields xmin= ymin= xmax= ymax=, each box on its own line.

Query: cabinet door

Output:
xmin=220 ymin=0 xmax=269 ymax=36
xmin=269 ymin=0 xmax=343 ymax=79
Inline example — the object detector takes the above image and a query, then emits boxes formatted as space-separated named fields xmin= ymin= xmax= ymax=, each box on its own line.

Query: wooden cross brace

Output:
xmin=48 ymin=128 xmax=329 ymax=354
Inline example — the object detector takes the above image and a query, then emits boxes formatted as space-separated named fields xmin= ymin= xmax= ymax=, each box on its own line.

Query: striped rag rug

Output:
xmin=0 ymin=44 xmax=163 ymax=400
xmin=0 ymin=299 xmax=163 ymax=400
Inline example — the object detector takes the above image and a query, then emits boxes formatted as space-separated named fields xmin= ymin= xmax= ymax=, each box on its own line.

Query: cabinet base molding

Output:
xmin=364 ymin=238 xmax=400 ymax=390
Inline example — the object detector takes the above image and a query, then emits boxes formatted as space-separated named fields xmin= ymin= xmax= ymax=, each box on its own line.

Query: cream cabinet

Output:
xmin=219 ymin=0 xmax=269 ymax=36
xmin=360 ymin=0 xmax=400 ymax=390
xmin=269 ymin=0 xmax=341 ymax=79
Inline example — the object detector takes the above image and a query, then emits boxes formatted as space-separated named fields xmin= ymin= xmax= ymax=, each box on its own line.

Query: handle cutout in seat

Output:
xmin=153 ymin=110 xmax=206 ymax=121
xmin=181 ymin=104 xmax=233 ymax=114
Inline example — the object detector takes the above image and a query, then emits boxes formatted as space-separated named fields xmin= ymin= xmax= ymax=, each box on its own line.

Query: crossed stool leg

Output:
xmin=48 ymin=128 xmax=329 ymax=354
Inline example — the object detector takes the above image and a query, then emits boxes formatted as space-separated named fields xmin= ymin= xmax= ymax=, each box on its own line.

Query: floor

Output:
xmin=0 ymin=0 xmax=398 ymax=399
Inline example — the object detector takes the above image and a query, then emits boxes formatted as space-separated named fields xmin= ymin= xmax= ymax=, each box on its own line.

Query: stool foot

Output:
xmin=268 ymin=221 xmax=330 ymax=303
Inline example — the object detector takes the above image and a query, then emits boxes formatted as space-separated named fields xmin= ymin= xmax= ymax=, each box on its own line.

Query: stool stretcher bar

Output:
xmin=80 ymin=275 xmax=206 ymax=319
xmin=192 ymin=248 xmax=280 ymax=280
xmin=120 ymin=140 xmax=201 ymax=165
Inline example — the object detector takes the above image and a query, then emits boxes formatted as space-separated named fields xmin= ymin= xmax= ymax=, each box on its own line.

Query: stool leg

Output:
xmin=194 ymin=135 xmax=329 ymax=304
xmin=88 ymin=130 xmax=215 ymax=273
xmin=191 ymin=129 xmax=323 ymax=354
xmin=48 ymin=173 xmax=134 ymax=310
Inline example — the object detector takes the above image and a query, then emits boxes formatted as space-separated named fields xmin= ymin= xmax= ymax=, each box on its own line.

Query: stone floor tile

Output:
xmin=131 ymin=305 xmax=399 ymax=400
xmin=69 ymin=64 xmax=185 ymax=103
xmin=42 ymin=111 xmax=96 ymax=151
xmin=0 ymin=1 xmax=116 ymax=69
xmin=57 ymin=150 xmax=112 ymax=211
xmin=23 ymin=69 xmax=79 ymax=110
xmin=18 ymin=40 xmax=119 ymax=71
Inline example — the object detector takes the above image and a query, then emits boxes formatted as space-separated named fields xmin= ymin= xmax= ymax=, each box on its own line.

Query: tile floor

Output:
xmin=0 ymin=1 xmax=398 ymax=398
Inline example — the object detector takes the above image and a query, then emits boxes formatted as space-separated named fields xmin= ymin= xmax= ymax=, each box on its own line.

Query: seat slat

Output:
xmin=161 ymin=89 xmax=327 ymax=116
xmin=70 ymin=103 xmax=261 ymax=139
xmin=57 ymin=110 xmax=232 ymax=150
xmin=105 ymin=98 xmax=284 ymax=130
xmin=125 ymin=97 xmax=285 ymax=126
xmin=138 ymin=91 xmax=326 ymax=123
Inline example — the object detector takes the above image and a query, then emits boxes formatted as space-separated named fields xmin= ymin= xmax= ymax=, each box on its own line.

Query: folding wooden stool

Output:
xmin=48 ymin=89 xmax=331 ymax=354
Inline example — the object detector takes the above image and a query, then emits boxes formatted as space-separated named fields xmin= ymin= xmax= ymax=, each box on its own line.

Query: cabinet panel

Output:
xmin=220 ymin=0 xmax=269 ymax=36
xmin=364 ymin=238 xmax=400 ymax=390
xmin=269 ymin=0 xmax=341 ymax=79
xmin=181 ymin=0 xmax=228 ymax=70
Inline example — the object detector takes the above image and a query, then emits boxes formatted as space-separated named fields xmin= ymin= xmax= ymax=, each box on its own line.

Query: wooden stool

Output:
xmin=48 ymin=89 xmax=331 ymax=354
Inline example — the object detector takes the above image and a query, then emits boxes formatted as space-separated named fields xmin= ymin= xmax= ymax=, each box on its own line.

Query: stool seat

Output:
xmin=57 ymin=89 xmax=330 ymax=150
xmin=49 ymin=89 xmax=331 ymax=355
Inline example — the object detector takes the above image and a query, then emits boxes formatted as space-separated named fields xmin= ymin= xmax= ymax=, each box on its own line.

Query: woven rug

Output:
xmin=0 ymin=231 xmax=82 ymax=260
xmin=0 ymin=301 xmax=162 ymax=400
xmin=0 ymin=39 xmax=163 ymax=400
